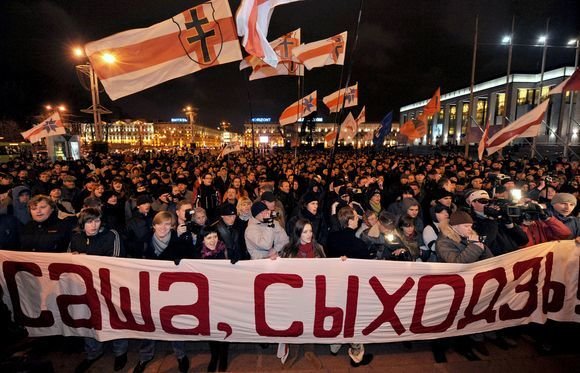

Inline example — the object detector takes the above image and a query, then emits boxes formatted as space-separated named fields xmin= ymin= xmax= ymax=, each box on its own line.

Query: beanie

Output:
xmin=302 ymin=192 xmax=318 ymax=205
xmin=551 ymin=193 xmax=577 ymax=206
xmin=136 ymin=194 xmax=153 ymax=206
xmin=251 ymin=201 xmax=268 ymax=218
xmin=449 ymin=211 xmax=474 ymax=226
xmin=260 ymin=191 xmax=276 ymax=202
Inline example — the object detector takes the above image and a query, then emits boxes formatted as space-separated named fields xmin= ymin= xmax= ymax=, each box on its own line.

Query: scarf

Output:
xmin=297 ymin=242 xmax=315 ymax=258
xmin=202 ymin=240 xmax=226 ymax=259
xmin=369 ymin=200 xmax=382 ymax=214
xmin=152 ymin=233 xmax=171 ymax=257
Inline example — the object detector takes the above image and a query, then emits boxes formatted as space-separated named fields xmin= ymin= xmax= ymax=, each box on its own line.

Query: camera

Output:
xmin=544 ymin=176 xmax=553 ymax=183
xmin=506 ymin=203 xmax=543 ymax=221
xmin=263 ymin=216 xmax=276 ymax=228
xmin=183 ymin=209 xmax=203 ymax=233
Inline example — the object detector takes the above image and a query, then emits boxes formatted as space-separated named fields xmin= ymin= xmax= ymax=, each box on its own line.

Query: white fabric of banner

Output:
xmin=1 ymin=240 xmax=579 ymax=343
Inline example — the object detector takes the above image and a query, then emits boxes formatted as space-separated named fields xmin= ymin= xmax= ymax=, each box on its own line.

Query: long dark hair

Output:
xmin=281 ymin=218 xmax=325 ymax=258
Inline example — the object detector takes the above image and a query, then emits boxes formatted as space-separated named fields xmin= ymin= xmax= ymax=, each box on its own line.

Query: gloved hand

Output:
xmin=174 ymin=257 xmax=182 ymax=266
xmin=539 ymin=207 xmax=551 ymax=221
xmin=500 ymin=214 xmax=513 ymax=226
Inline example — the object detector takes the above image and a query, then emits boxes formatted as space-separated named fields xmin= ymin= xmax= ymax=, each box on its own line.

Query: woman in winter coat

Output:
xmin=198 ymin=226 xmax=230 ymax=372
xmin=69 ymin=208 xmax=128 ymax=372
xmin=420 ymin=204 xmax=451 ymax=262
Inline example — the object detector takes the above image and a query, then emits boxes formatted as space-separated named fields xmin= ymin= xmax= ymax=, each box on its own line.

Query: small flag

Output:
xmin=355 ymin=106 xmax=366 ymax=127
xmin=279 ymin=91 xmax=317 ymax=125
xmin=85 ymin=0 xmax=242 ymax=100
xmin=486 ymin=99 xmax=550 ymax=156
xmin=399 ymin=114 xmax=428 ymax=141
xmin=549 ymin=69 xmax=580 ymax=95
xmin=323 ymin=83 xmax=358 ymax=113
xmin=423 ymin=88 xmax=441 ymax=117
xmin=218 ymin=142 xmax=242 ymax=159
xmin=240 ymin=29 xmax=303 ymax=80
xmin=236 ymin=0 xmax=303 ymax=67
xmin=373 ymin=111 xmax=393 ymax=148
xmin=478 ymin=118 xmax=490 ymax=160
xmin=21 ymin=112 xmax=66 ymax=143
xmin=292 ymin=31 xmax=347 ymax=70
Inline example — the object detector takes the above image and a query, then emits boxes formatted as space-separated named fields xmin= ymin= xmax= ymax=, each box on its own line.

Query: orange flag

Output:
xmin=423 ymin=88 xmax=441 ymax=116
xmin=399 ymin=114 xmax=428 ymax=140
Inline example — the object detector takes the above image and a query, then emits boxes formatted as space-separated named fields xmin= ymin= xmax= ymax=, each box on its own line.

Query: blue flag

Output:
xmin=373 ymin=111 xmax=393 ymax=148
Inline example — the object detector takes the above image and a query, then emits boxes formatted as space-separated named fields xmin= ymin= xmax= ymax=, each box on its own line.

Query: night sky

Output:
xmin=0 ymin=0 xmax=578 ymax=131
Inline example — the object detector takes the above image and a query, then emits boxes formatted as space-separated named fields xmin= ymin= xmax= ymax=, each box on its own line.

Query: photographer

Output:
xmin=519 ymin=202 xmax=571 ymax=246
xmin=245 ymin=201 xmax=289 ymax=259
xmin=175 ymin=200 xmax=200 ymax=258
xmin=465 ymin=190 xmax=528 ymax=256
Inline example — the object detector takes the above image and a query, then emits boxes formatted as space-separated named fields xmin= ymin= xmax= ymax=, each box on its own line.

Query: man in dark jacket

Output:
xmin=124 ymin=194 xmax=155 ymax=258
xmin=195 ymin=173 xmax=220 ymax=223
xmin=465 ymin=189 xmax=528 ymax=256
xmin=286 ymin=192 xmax=328 ymax=246
xmin=215 ymin=204 xmax=249 ymax=263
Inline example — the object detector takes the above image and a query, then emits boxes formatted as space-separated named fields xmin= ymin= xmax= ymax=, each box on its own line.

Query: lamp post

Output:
xmin=183 ymin=105 xmax=198 ymax=148
xmin=73 ymin=47 xmax=112 ymax=144
xmin=563 ymin=38 xmax=579 ymax=158
xmin=531 ymin=18 xmax=550 ymax=159
xmin=502 ymin=16 xmax=515 ymax=127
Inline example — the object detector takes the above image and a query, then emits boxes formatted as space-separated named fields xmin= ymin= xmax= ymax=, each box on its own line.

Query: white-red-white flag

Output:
xmin=279 ymin=91 xmax=317 ymax=126
xmin=21 ymin=112 xmax=66 ymax=143
xmin=549 ymin=68 xmax=580 ymax=95
xmin=240 ymin=29 xmax=303 ymax=80
xmin=356 ymin=106 xmax=366 ymax=127
xmin=323 ymin=83 xmax=358 ymax=113
xmin=85 ymin=0 xmax=242 ymax=100
xmin=218 ymin=142 xmax=242 ymax=159
xmin=236 ymin=0 xmax=303 ymax=67
xmin=292 ymin=31 xmax=347 ymax=70
xmin=486 ymin=99 xmax=550 ymax=156
xmin=339 ymin=112 xmax=357 ymax=140
xmin=478 ymin=118 xmax=490 ymax=161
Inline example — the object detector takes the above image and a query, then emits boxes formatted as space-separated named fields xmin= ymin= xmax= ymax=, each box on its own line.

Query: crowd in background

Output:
xmin=0 ymin=147 xmax=579 ymax=372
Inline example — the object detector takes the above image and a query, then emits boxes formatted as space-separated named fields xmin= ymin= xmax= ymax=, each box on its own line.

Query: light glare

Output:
xmin=502 ymin=36 xmax=511 ymax=44
xmin=73 ymin=47 xmax=84 ymax=57
xmin=101 ymin=52 xmax=116 ymax=64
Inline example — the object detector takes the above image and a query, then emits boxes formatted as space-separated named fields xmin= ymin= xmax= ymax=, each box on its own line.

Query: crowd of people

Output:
xmin=0 ymin=147 xmax=579 ymax=372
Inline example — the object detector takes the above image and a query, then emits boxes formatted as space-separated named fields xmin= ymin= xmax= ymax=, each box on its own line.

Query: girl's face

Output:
xmin=154 ymin=219 xmax=172 ymax=239
xmin=366 ymin=214 xmax=378 ymax=227
xmin=402 ymin=224 xmax=415 ymax=236
xmin=203 ymin=232 xmax=219 ymax=250
xmin=240 ymin=202 xmax=251 ymax=214
xmin=84 ymin=218 xmax=102 ymax=236
xmin=300 ymin=224 xmax=313 ymax=244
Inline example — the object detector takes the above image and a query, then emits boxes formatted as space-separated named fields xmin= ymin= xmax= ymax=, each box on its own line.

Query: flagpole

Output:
xmin=327 ymin=0 xmax=364 ymax=181
xmin=464 ymin=15 xmax=478 ymax=159
xmin=563 ymin=39 xmax=579 ymax=159
xmin=503 ymin=16 xmax=515 ymax=128
xmin=531 ymin=18 xmax=550 ymax=159
xmin=243 ymin=69 xmax=256 ymax=162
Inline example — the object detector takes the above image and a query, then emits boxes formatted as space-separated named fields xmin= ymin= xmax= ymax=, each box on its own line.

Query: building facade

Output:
xmin=80 ymin=120 xmax=237 ymax=149
xmin=399 ymin=67 xmax=579 ymax=147
xmin=243 ymin=118 xmax=381 ymax=148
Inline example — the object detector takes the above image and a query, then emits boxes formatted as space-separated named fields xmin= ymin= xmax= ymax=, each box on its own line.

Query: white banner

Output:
xmin=1 ymin=240 xmax=579 ymax=343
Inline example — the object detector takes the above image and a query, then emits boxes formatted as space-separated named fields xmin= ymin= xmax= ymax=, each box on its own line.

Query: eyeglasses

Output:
xmin=474 ymin=199 xmax=490 ymax=204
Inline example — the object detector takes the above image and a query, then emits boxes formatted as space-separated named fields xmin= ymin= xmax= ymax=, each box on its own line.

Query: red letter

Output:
xmin=458 ymin=268 xmax=507 ymax=329
xmin=159 ymin=272 xmax=210 ymax=335
xmin=49 ymin=263 xmax=102 ymax=329
xmin=343 ymin=276 xmax=359 ymax=338
xmin=313 ymin=275 xmax=343 ymax=338
xmin=100 ymin=269 xmax=155 ymax=332
xmin=2 ymin=261 xmax=54 ymax=327
xmin=499 ymin=257 xmax=541 ymax=320
xmin=255 ymin=274 xmax=303 ymax=337
xmin=362 ymin=276 xmax=414 ymax=336
xmin=542 ymin=252 xmax=565 ymax=314
xmin=410 ymin=275 xmax=465 ymax=334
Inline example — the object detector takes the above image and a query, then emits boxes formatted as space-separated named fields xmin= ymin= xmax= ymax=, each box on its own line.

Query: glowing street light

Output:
xmin=501 ymin=35 xmax=511 ymax=44
xmin=538 ymin=35 xmax=547 ymax=44
xmin=72 ymin=46 xmax=112 ymax=143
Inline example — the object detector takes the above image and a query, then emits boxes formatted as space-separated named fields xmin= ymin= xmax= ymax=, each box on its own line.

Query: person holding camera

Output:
xmin=245 ymin=201 xmax=289 ymax=259
xmin=517 ymin=201 xmax=572 ymax=246
xmin=465 ymin=190 xmax=528 ymax=256
xmin=174 ymin=200 xmax=200 ymax=258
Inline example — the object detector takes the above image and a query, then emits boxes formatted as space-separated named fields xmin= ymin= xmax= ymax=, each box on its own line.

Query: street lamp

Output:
xmin=72 ymin=46 xmax=112 ymax=144
xmin=183 ymin=105 xmax=198 ymax=148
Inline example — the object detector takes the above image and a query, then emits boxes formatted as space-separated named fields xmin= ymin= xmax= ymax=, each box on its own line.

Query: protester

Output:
xmin=69 ymin=208 xmax=127 ymax=372
xmin=245 ymin=201 xmax=289 ymax=259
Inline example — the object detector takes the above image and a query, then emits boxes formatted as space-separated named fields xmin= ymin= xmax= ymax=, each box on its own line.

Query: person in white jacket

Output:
xmin=245 ymin=201 xmax=289 ymax=259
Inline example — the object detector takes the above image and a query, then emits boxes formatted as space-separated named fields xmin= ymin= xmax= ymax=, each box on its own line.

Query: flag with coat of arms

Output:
xmin=21 ymin=112 xmax=66 ymax=143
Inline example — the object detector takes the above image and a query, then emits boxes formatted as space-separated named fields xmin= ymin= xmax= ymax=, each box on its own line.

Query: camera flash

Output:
xmin=510 ymin=189 xmax=522 ymax=202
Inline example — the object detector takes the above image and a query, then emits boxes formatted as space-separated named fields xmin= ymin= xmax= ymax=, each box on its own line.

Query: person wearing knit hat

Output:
xmin=245 ymin=202 xmax=289 ymax=260
xmin=436 ymin=210 xmax=493 ymax=264
xmin=549 ymin=193 xmax=580 ymax=237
